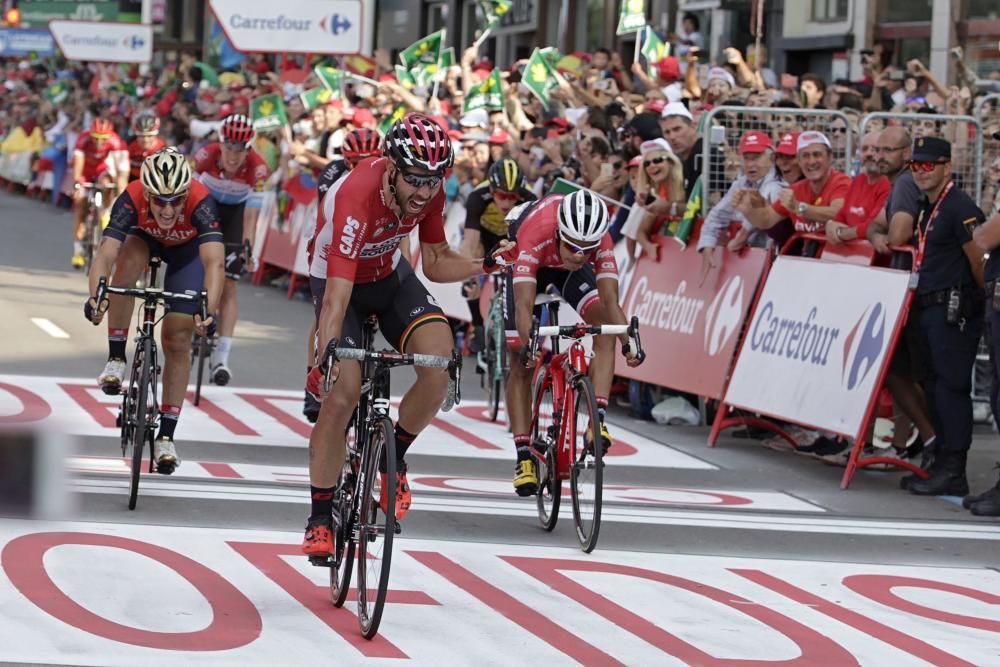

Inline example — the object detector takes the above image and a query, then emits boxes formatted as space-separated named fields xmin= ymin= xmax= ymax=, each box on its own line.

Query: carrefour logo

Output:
xmin=841 ymin=303 xmax=886 ymax=390
xmin=703 ymin=275 xmax=743 ymax=356
xmin=320 ymin=14 xmax=352 ymax=35
xmin=748 ymin=302 xmax=841 ymax=366
xmin=229 ymin=12 xmax=354 ymax=36
xmin=123 ymin=35 xmax=145 ymax=50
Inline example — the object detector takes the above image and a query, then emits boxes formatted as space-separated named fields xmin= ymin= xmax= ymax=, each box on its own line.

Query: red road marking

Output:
xmin=732 ymin=569 xmax=975 ymax=667
xmin=236 ymin=394 xmax=311 ymax=438
xmin=1 ymin=532 xmax=261 ymax=651
xmin=0 ymin=382 xmax=51 ymax=423
xmin=185 ymin=391 xmax=260 ymax=436
xmin=610 ymin=486 xmax=753 ymax=507
xmin=430 ymin=415 xmax=503 ymax=450
xmin=60 ymin=383 xmax=118 ymax=428
xmin=408 ymin=550 xmax=622 ymax=666
xmin=199 ymin=462 xmax=243 ymax=479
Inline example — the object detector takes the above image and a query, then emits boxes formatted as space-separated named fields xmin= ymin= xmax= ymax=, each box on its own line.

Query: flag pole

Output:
xmin=753 ymin=0 xmax=765 ymax=77
xmin=432 ymin=27 xmax=446 ymax=99
xmin=634 ymin=27 xmax=643 ymax=64
xmin=473 ymin=27 xmax=492 ymax=49
xmin=343 ymin=71 xmax=381 ymax=88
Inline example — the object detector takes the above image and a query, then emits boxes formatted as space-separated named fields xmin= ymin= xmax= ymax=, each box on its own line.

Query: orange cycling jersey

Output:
xmin=105 ymin=180 xmax=224 ymax=247
xmin=74 ymin=132 xmax=128 ymax=181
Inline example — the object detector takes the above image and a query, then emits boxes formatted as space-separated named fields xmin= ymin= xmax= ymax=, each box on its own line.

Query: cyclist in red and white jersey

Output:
xmin=302 ymin=127 xmax=383 ymax=424
xmin=71 ymin=118 xmax=129 ymax=268
xmin=191 ymin=114 xmax=271 ymax=386
xmin=128 ymin=113 xmax=166 ymax=180
xmin=301 ymin=113 xmax=505 ymax=558
xmin=505 ymin=191 xmax=642 ymax=496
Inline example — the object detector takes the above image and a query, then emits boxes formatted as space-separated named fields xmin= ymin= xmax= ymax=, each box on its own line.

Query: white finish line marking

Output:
xmin=30 ymin=318 xmax=69 ymax=339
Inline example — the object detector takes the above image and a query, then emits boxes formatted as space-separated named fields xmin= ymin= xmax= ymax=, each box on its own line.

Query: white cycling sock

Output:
xmin=73 ymin=241 xmax=83 ymax=255
xmin=214 ymin=336 xmax=233 ymax=366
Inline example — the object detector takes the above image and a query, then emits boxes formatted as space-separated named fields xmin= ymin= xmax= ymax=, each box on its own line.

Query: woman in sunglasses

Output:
xmin=502 ymin=190 xmax=643 ymax=497
xmin=302 ymin=114 xmax=507 ymax=558
xmin=633 ymin=138 xmax=685 ymax=260
xmin=85 ymin=148 xmax=224 ymax=474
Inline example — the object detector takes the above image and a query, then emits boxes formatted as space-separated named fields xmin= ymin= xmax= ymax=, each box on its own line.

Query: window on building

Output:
xmin=812 ymin=0 xmax=848 ymax=22
xmin=967 ymin=0 xmax=1000 ymax=20
xmin=586 ymin=0 xmax=607 ymax=52
xmin=878 ymin=0 xmax=933 ymax=23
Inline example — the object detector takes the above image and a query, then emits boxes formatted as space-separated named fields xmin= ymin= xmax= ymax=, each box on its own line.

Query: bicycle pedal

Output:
xmin=308 ymin=555 xmax=334 ymax=567
xmin=394 ymin=522 xmax=402 ymax=535
xmin=100 ymin=383 xmax=121 ymax=397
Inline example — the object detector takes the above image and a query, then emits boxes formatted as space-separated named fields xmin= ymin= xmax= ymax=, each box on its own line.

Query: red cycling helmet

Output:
xmin=90 ymin=118 xmax=114 ymax=139
xmin=342 ymin=128 xmax=382 ymax=163
xmin=220 ymin=113 xmax=254 ymax=147
xmin=383 ymin=112 xmax=453 ymax=173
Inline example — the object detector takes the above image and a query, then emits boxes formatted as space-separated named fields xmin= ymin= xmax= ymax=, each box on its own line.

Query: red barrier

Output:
xmin=614 ymin=237 xmax=770 ymax=400
xmin=255 ymin=173 xmax=316 ymax=297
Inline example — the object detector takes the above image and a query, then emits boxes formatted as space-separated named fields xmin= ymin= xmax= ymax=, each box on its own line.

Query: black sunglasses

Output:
xmin=644 ymin=156 xmax=669 ymax=166
xmin=400 ymin=171 xmax=443 ymax=188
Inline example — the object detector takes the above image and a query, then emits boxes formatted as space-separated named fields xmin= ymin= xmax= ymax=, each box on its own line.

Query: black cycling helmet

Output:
xmin=488 ymin=157 xmax=524 ymax=194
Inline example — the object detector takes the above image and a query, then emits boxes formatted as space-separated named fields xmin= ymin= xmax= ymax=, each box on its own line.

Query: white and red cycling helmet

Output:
xmin=383 ymin=113 xmax=453 ymax=173
xmin=220 ymin=114 xmax=254 ymax=147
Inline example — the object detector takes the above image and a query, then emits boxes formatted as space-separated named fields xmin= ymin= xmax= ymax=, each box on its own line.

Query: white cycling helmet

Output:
xmin=140 ymin=147 xmax=191 ymax=197
xmin=557 ymin=190 xmax=609 ymax=243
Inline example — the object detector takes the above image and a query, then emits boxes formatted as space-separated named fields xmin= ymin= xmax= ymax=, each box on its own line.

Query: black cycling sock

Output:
xmin=310 ymin=485 xmax=335 ymax=518
xmin=514 ymin=434 xmax=532 ymax=462
xmin=467 ymin=298 xmax=484 ymax=327
xmin=157 ymin=413 xmax=178 ymax=440
xmin=394 ymin=424 xmax=417 ymax=463
xmin=108 ymin=328 xmax=127 ymax=360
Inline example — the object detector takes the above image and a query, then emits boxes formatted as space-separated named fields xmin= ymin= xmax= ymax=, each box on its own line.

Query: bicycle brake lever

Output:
xmin=322 ymin=337 xmax=340 ymax=393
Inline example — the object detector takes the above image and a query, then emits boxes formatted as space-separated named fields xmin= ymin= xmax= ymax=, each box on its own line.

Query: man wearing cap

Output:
xmin=825 ymin=131 xmax=891 ymax=245
xmin=659 ymin=102 xmax=701 ymax=197
xmin=697 ymin=131 xmax=783 ymax=273
xmin=704 ymin=67 xmax=736 ymax=106
xmin=619 ymin=111 xmax=663 ymax=161
xmin=736 ymin=131 xmax=850 ymax=254
xmin=774 ymin=132 xmax=803 ymax=184
xmin=905 ymin=136 xmax=986 ymax=497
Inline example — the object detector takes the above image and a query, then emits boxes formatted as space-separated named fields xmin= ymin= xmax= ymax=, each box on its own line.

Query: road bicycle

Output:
xmin=311 ymin=315 xmax=461 ymax=639
xmin=478 ymin=271 xmax=509 ymax=422
xmin=526 ymin=292 xmax=643 ymax=553
xmin=189 ymin=330 xmax=215 ymax=406
xmin=95 ymin=257 xmax=206 ymax=510
xmin=78 ymin=183 xmax=104 ymax=273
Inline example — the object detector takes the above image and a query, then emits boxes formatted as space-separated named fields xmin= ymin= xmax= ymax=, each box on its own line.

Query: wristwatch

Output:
xmin=796 ymin=202 xmax=808 ymax=217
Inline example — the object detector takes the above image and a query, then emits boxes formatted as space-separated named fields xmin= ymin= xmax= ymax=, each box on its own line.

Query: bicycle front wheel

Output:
xmin=128 ymin=338 xmax=155 ymax=510
xmin=532 ymin=369 xmax=560 ymax=531
xmin=485 ymin=324 xmax=503 ymax=422
xmin=192 ymin=334 xmax=209 ymax=406
xmin=357 ymin=416 xmax=396 ymax=639
xmin=570 ymin=375 xmax=603 ymax=553
xmin=84 ymin=214 xmax=101 ymax=273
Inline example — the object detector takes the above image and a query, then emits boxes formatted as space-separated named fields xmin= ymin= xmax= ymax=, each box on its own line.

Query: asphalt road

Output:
xmin=1 ymin=190 xmax=998 ymax=666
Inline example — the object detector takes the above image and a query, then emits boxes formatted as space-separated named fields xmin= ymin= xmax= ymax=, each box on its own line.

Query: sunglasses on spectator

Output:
xmin=150 ymin=192 xmax=188 ymax=208
xmin=222 ymin=140 xmax=249 ymax=152
xmin=909 ymin=160 xmax=947 ymax=172
xmin=559 ymin=232 xmax=602 ymax=255
xmin=610 ymin=161 xmax=624 ymax=170
xmin=828 ymin=127 xmax=847 ymax=134
xmin=400 ymin=171 xmax=443 ymax=188
xmin=644 ymin=156 xmax=669 ymax=167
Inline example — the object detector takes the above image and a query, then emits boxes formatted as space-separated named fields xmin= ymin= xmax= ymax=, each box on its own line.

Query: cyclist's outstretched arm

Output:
xmin=420 ymin=240 xmax=484 ymax=283
xmin=317 ymin=277 xmax=354 ymax=356
xmin=87 ymin=236 xmax=122 ymax=297
xmin=596 ymin=277 xmax=629 ymax=331
xmin=513 ymin=280 xmax=536 ymax=347
xmin=459 ymin=227 xmax=482 ymax=259
xmin=198 ymin=241 xmax=226 ymax=316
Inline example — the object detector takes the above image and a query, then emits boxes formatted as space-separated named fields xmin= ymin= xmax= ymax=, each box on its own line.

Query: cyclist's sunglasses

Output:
xmin=150 ymin=192 xmax=188 ymax=207
xmin=222 ymin=140 xmax=249 ymax=152
xmin=560 ymin=232 xmax=601 ymax=255
xmin=400 ymin=171 xmax=443 ymax=188
xmin=909 ymin=160 xmax=948 ymax=172
xmin=91 ymin=133 xmax=111 ymax=141
xmin=493 ymin=190 xmax=521 ymax=203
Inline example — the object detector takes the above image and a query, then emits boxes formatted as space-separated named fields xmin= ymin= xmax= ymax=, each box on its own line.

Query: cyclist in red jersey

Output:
xmin=85 ymin=149 xmax=224 ymax=474
xmin=504 ymin=191 xmax=642 ymax=496
xmin=302 ymin=127 xmax=383 ymax=424
xmin=301 ymin=114 xmax=508 ymax=558
xmin=71 ymin=118 xmax=129 ymax=268
xmin=191 ymin=114 xmax=271 ymax=386
xmin=128 ymin=113 xmax=166 ymax=180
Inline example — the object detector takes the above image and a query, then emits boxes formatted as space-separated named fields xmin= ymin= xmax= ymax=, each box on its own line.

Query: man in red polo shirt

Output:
xmin=735 ymin=130 xmax=851 ymax=245
xmin=825 ymin=130 xmax=891 ymax=244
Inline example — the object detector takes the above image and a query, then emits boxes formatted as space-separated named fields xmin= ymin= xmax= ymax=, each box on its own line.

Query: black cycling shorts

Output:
xmin=217 ymin=202 xmax=246 ymax=280
xmin=310 ymin=261 xmax=448 ymax=352
xmin=128 ymin=229 xmax=206 ymax=316
xmin=502 ymin=265 xmax=601 ymax=341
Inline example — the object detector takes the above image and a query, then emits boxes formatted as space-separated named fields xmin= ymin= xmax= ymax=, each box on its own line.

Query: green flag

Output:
xmin=249 ymin=94 xmax=288 ymax=133
xmin=548 ymin=178 xmax=582 ymax=197
xmin=313 ymin=66 xmax=343 ymax=98
xmin=399 ymin=30 xmax=444 ymax=69
xmin=671 ymin=176 xmax=702 ymax=248
xmin=300 ymin=87 xmax=334 ymax=110
xmin=411 ymin=63 xmax=441 ymax=89
xmin=478 ymin=0 xmax=511 ymax=31
xmin=462 ymin=68 xmax=504 ymax=113
xmin=617 ymin=0 xmax=646 ymax=35
xmin=523 ymin=48 xmax=560 ymax=107
xmin=640 ymin=27 xmax=669 ymax=80
xmin=377 ymin=103 xmax=408 ymax=135
xmin=539 ymin=47 xmax=561 ymax=68
xmin=394 ymin=65 xmax=417 ymax=90
xmin=43 ymin=82 xmax=69 ymax=105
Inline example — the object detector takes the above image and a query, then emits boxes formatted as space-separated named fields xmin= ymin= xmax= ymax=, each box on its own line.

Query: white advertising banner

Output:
xmin=48 ymin=20 xmax=153 ymax=63
xmin=209 ymin=0 xmax=364 ymax=55
xmin=724 ymin=257 xmax=910 ymax=437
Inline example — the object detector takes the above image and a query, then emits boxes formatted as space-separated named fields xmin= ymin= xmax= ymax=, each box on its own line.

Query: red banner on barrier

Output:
xmin=614 ymin=238 xmax=769 ymax=399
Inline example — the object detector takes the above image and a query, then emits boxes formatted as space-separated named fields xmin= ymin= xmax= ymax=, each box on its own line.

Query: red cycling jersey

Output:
xmin=321 ymin=157 xmax=446 ymax=283
xmin=511 ymin=194 xmax=619 ymax=285
xmin=74 ymin=132 xmax=128 ymax=181
xmin=128 ymin=137 xmax=167 ymax=179
xmin=192 ymin=143 xmax=269 ymax=207
xmin=105 ymin=180 xmax=223 ymax=247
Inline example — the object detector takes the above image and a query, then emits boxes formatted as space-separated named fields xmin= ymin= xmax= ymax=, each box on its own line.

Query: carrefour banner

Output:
xmin=0 ymin=27 xmax=56 ymax=57
xmin=614 ymin=237 xmax=769 ymax=399
xmin=724 ymin=256 xmax=910 ymax=437
xmin=209 ymin=0 xmax=363 ymax=55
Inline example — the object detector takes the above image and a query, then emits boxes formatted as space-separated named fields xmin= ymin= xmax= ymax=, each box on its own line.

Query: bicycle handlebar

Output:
xmin=95 ymin=276 xmax=208 ymax=315
xmin=528 ymin=315 xmax=646 ymax=364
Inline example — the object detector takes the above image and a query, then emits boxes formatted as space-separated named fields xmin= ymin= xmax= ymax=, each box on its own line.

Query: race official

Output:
xmin=906 ymin=137 xmax=986 ymax=497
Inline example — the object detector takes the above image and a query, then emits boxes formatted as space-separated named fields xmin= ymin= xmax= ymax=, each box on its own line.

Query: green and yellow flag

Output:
xmin=399 ymin=30 xmax=444 ymax=69
xmin=523 ymin=48 xmax=560 ymax=107
xmin=394 ymin=65 xmax=417 ymax=90
xmin=313 ymin=65 xmax=343 ymax=98
xmin=478 ymin=0 xmax=511 ymax=31
xmin=640 ymin=27 xmax=669 ymax=80
xmin=617 ymin=0 xmax=646 ymax=35
xmin=377 ymin=103 xmax=408 ymax=135
xmin=671 ymin=177 xmax=702 ymax=248
xmin=300 ymin=87 xmax=333 ymax=110
xmin=462 ymin=68 xmax=504 ymax=113
xmin=43 ymin=81 xmax=69 ymax=105
xmin=538 ymin=47 xmax=561 ymax=68
xmin=249 ymin=93 xmax=288 ymax=133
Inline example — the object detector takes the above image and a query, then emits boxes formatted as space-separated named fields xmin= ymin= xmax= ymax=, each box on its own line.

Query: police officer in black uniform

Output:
xmin=906 ymin=137 xmax=987 ymax=496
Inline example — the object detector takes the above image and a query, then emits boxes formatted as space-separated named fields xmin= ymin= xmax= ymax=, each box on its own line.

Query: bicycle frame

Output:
xmin=535 ymin=341 xmax=590 ymax=480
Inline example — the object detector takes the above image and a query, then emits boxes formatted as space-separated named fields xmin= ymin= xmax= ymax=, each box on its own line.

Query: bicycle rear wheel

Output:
xmin=356 ymin=416 xmax=396 ymax=639
xmin=192 ymin=334 xmax=209 ymax=406
xmin=570 ymin=375 xmax=603 ymax=553
xmin=84 ymin=212 xmax=101 ymax=273
xmin=485 ymin=323 xmax=503 ymax=422
xmin=128 ymin=338 xmax=155 ymax=510
xmin=532 ymin=369 xmax=560 ymax=531
xmin=330 ymin=411 xmax=361 ymax=608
